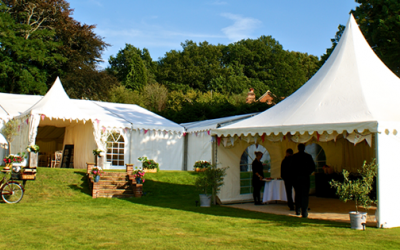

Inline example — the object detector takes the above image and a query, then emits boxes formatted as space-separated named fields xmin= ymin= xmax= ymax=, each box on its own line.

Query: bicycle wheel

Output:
xmin=1 ymin=182 xmax=24 ymax=204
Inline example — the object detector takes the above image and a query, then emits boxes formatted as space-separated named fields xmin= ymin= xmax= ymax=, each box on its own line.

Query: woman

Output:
xmin=252 ymin=151 xmax=265 ymax=205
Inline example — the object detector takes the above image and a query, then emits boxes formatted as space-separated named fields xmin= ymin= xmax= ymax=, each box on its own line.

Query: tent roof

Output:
xmin=17 ymin=77 xmax=89 ymax=121
xmin=0 ymin=93 xmax=41 ymax=120
xmin=94 ymin=101 xmax=184 ymax=132
xmin=214 ymin=15 xmax=400 ymax=137
xmin=180 ymin=113 xmax=258 ymax=133
xmin=0 ymin=79 xmax=184 ymax=132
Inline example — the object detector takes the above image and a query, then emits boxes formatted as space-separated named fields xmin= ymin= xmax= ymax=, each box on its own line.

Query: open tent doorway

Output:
xmin=36 ymin=126 xmax=65 ymax=167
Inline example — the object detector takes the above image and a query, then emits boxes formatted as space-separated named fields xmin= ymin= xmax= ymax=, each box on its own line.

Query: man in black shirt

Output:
xmin=293 ymin=144 xmax=315 ymax=218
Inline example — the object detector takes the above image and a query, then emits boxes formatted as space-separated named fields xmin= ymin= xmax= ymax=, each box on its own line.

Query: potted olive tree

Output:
xmin=1 ymin=119 xmax=19 ymax=155
xmin=195 ymin=164 xmax=228 ymax=207
xmin=330 ymin=159 xmax=377 ymax=230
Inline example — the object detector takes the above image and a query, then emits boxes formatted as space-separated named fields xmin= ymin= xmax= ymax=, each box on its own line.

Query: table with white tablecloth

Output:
xmin=262 ymin=179 xmax=293 ymax=203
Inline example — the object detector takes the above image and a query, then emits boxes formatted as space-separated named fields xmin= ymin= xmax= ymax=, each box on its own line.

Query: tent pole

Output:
xmin=374 ymin=132 xmax=381 ymax=228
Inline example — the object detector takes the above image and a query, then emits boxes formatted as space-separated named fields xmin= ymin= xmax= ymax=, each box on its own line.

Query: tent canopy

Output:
xmin=214 ymin=15 xmax=400 ymax=137
xmin=17 ymin=77 xmax=90 ymax=121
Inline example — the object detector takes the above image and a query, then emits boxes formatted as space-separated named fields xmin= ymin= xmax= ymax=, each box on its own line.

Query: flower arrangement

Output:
xmin=193 ymin=160 xmax=212 ymax=170
xmin=3 ymin=153 xmax=26 ymax=165
xmin=133 ymin=167 xmax=145 ymax=183
xmin=92 ymin=149 xmax=103 ymax=157
xmin=91 ymin=166 xmax=103 ymax=177
xmin=26 ymin=144 xmax=40 ymax=153
xmin=138 ymin=156 xmax=159 ymax=171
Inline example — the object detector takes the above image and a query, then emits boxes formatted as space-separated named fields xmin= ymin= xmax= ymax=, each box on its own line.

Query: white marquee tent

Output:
xmin=1 ymin=78 xmax=185 ymax=170
xmin=212 ymin=15 xmax=400 ymax=228
xmin=180 ymin=113 xmax=257 ymax=170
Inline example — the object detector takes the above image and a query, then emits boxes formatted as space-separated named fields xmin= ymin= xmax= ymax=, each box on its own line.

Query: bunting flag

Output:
xmin=144 ymin=129 xmax=148 ymax=135
xmin=195 ymin=132 xmax=198 ymax=137
xmin=70 ymin=118 xmax=72 ymax=123
xmin=204 ymin=131 xmax=208 ymax=136
xmin=211 ymin=136 xmax=215 ymax=142
xmin=254 ymin=135 xmax=259 ymax=144
xmin=223 ymin=138 xmax=228 ymax=147
xmin=124 ymin=128 xmax=128 ymax=134
xmin=246 ymin=136 xmax=251 ymax=144
xmin=230 ymin=137 xmax=235 ymax=146
xmin=183 ymin=132 xmax=187 ymax=137
xmin=41 ymin=114 xmax=45 ymax=121
xmin=217 ymin=136 xmax=221 ymax=146
xmin=316 ymin=132 xmax=320 ymax=141
xmin=164 ymin=131 xmax=169 ymax=135
xmin=261 ymin=134 xmax=265 ymax=143
xmin=102 ymin=127 xmax=106 ymax=133
xmin=207 ymin=130 xmax=210 ymax=135
xmin=26 ymin=118 xmax=29 ymax=124
xmin=18 ymin=125 xmax=20 ymax=132
xmin=96 ymin=119 xmax=100 ymax=125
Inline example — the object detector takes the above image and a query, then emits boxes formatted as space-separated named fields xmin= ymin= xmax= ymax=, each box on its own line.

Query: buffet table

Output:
xmin=262 ymin=179 xmax=293 ymax=203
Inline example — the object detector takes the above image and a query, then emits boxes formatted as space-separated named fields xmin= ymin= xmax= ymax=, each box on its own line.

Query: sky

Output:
xmin=67 ymin=0 xmax=359 ymax=68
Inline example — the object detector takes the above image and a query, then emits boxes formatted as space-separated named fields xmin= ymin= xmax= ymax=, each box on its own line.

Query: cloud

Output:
xmin=221 ymin=13 xmax=262 ymax=41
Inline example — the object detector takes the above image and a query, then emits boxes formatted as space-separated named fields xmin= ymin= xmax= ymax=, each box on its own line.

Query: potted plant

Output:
xmin=195 ymin=164 xmax=228 ymax=207
xmin=330 ymin=159 xmax=377 ymax=230
xmin=1 ymin=119 xmax=18 ymax=155
xmin=133 ymin=167 xmax=145 ymax=184
xmin=92 ymin=149 xmax=103 ymax=166
xmin=91 ymin=166 xmax=103 ymax=183
xmin=138 ymin=157 xmax=159 ymax=173
xmin=193 ymin=160 xmax=211 ymax=172
xmin=26 ymin=145 xmax=40 ymax=154
xmin=27 ymin=144 xmax=40 ymax=167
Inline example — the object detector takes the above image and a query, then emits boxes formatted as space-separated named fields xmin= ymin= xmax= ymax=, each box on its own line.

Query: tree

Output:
xmin=157 ymin=40 xmax=229 ymax=92
xmin=107 ymin=44 xmax=148 ymax=91
xmin=0 ymin=119 xmax=18 ymax=155
xmin=0 ymin=0 xmax=65 ymax=94
xmin=1 ymin=0 xmax=113 ymax=99
xmin=352 ymin=0 xmax=400 ymax=76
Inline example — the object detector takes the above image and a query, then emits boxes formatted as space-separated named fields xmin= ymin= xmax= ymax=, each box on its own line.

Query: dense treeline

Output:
xmin=1 ymin=0 xmax=400 ymax=123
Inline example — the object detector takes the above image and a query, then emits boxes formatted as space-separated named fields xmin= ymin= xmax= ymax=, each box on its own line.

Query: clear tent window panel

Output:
xmin=239 ymin=145 xmax=271 ymax=194
xmin=106 ymin=132 xmax=125 ymax=167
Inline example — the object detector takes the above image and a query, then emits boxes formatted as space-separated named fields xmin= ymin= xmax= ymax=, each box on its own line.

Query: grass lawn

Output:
xmin=0 ymin=167 xmax=399 ymax=249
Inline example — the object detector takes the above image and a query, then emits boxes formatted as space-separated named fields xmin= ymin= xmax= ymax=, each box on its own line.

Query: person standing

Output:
xmin=281 ymin=148 xmax=295 ymax=211
xmin=293 ymin=144 xmax=315 ymax=218
xmin=252 ymin=151 xmax=265 ymax=205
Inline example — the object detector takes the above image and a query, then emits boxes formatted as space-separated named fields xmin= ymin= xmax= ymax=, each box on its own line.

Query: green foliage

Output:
xmin=143 ymin=83 xmax=168 ymax=112
xmin=108 ymin=44 xmax=149 ymax=91
xmin=1 ymin=119 xmax=18 ymax=143
xmin=352 ymin=0 xmax=400 ymax=76
xmin=138 ymin=156 xmax=159 ymax=171
xmin=195 ymin=164 xmax=228 ymax=204
xmin=26 ymin=144 xmax=40 ymax=153
xmin=0 ymin=0 xmax=113 ymax=99
xmin=107 ymin=85 xmax=146 ymax=106
xmin=330 ymin=159 xmax=377 ymax=213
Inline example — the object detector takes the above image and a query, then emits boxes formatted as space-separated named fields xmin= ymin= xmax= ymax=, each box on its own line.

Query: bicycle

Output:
xmin=0 ymin=167 xmax=25 ymax=204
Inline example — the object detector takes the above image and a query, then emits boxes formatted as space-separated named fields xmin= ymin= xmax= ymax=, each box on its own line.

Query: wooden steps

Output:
xmin=88 ymin=172 xmax=142 ymax=199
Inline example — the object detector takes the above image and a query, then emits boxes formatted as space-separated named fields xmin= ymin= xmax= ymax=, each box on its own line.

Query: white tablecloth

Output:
xmin=262 ymin=179 xmax=290 ymax=203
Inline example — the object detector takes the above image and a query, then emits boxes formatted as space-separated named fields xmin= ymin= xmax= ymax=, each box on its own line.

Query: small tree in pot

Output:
xmin=195 ymin=164 xmax=228 ymax=207
xmin=330 ymin=159 xmax=377 ymax=230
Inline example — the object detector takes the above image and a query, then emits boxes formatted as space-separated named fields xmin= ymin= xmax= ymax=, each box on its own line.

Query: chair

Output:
xmin=51 ymin=151 xmax=62 ymax=168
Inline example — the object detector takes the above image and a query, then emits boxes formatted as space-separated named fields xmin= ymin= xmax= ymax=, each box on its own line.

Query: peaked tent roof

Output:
xmin=17 ymin=77 xmax=90 ymax=121
xmin=214 ymin=15 xmax=400 ymax=137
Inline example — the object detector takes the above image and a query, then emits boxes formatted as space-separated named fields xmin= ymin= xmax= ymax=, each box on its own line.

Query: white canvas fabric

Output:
xmin=213 ymin=15 xmax=400 ymax=228
xmin=181 ymin=114 xmax=257 ymax=170
xmin=214 ymin=15 xmax=400 ymax=137
xmin=2 ymin=78 xmax=184 ymax=170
